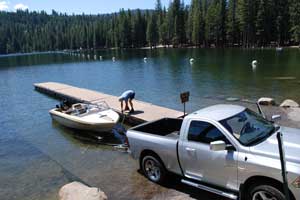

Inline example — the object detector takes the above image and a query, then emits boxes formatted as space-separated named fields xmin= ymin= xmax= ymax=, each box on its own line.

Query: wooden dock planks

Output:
xmin=34 ymin=82 xmax=183 ymax=124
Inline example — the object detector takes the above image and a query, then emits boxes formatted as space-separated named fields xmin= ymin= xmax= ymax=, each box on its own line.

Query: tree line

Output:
xmin=0 ymin=0 xmax=300 ymax=54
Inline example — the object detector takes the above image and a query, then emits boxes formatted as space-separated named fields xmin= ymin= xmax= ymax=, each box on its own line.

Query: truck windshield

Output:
xmin=220 ymin=109 xmax=275 ymax=146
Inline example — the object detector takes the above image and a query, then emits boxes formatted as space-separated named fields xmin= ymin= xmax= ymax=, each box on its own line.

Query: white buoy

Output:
xmin=94 ymin=55 xmax=97 ymax=60
xmin=144 ymin=57 xmax=147 ymax=62
xmin=112 ymin=57 xmax=116 ymax=62
xmin=189 ymin=58 xmax=195 ymax=64
xmin=252 ymin=60 xmax=258 ymax=69
xmin=99 ymin=56 xmax=103 ymax=60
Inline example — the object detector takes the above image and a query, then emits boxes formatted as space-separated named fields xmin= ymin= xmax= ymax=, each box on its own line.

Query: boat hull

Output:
xmin=49 ymin=109 xmax=119 ymax=133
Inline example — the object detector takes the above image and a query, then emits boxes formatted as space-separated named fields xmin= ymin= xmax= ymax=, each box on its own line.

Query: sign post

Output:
xmin=277 ymin=132 xmax=290 ymax=200
xmin=180 ymin=91 xmax=190 ymax=117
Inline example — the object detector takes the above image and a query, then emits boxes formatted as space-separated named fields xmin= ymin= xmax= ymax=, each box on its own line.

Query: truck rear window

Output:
xmin=188 ymin=121 xmax=229 ymax=144
xmin=133 ymin=118 xmax=183 ymax=136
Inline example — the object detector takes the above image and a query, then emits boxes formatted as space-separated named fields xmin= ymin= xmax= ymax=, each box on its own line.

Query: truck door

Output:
xmin=178 ymin=120 xmax=238 ymax=191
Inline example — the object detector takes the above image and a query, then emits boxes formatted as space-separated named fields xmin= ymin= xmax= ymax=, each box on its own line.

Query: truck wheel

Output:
xmin=247 ymin=184 xmax=285 ymax=200
xmin=141 ymin=155 xmax=166 ymax=184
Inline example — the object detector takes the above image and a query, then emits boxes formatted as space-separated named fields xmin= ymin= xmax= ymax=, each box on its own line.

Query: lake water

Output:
xmin=0 ymin=48 xmax=300 ymax=199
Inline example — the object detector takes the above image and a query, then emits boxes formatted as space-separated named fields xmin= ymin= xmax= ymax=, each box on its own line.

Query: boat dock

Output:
xmin=34 ymin=82 xmax=183 ymax=125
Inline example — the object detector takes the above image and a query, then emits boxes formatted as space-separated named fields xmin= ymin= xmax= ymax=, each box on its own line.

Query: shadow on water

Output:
xmin=51 ymin=120 xmax=127 ymax=146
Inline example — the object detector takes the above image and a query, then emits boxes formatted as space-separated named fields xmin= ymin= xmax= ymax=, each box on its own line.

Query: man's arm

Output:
xmin=120 ymin=101 xmax=123 ymax=113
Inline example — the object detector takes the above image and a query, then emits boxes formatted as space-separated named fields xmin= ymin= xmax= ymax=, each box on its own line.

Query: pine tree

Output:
xmin=240 ymin=0 xmax=259 ymax=47
xmin=227 ymin=0 xmax=241 ymax=46
xmin=156 ymin=0 xmax=164 ymax=45
xmin=289 ymin=0 xmax=300 ymax=44
xmin=146 ymin=13 xmax=158 ymax=48
xmin=256 ymin=0 xmax=276 ymax=46
xmin=190 ymin=0 xmax=204 ymax=46
xmin=276 ymin=0 xmax=290 ymax=45
xmin=160 ymin=7 xmax=169 ymax=46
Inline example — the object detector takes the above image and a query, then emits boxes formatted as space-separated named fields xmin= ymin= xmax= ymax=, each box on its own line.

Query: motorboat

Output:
xmin=49 ymin=101 xmax=120 ymax=133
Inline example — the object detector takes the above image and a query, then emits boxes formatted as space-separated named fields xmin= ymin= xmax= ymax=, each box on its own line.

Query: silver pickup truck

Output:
xmin=126 ymin=104 xmax=300 ymax=200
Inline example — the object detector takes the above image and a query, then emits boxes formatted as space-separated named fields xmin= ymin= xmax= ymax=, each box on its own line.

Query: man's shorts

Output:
xmin=128 ymin=92 xmax=135 ymax=100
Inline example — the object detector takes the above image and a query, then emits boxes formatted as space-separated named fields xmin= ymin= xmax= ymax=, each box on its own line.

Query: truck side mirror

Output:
xmin=271 ymin=114 xmax=281 ymax=121
xmin=210 ymin=140 xmax=226 ymax=151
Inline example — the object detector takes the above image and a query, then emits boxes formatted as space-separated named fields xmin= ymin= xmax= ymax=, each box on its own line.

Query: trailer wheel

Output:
xmin=141 ymin=155 xmax=166 ymax=184
xmin=247 ymin=184 xmax=285 ymax=200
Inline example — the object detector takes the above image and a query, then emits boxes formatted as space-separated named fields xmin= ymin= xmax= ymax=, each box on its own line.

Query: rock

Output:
xmin=287 ymin=107 xmax=300 ymax=122
xmin=258 ymin=97 xmax=276 ymax=106
xmin=280 ymin=99 xmax=299 ymax=108
xmin=226 ymin=97 xmax=240 ymax=102
xmin=241 ymin=99 xmax=253 ymax=103
xmin=59 ymin=182 xmax=108 ymax=200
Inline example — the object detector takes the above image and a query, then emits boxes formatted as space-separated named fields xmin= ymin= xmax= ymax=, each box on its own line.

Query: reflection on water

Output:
xmin=51 ymin=120 xmax=127 ymax=146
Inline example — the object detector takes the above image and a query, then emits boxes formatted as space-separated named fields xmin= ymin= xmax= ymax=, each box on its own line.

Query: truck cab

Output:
xmin=127 ymin=104 xmax=300 ymax=200
xmin=178 ymin=105 xmax=244 ymax=191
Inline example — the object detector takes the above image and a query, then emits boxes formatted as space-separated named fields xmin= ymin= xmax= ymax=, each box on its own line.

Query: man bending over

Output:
xmin=118 ymin=90 xmax=135 ymax=113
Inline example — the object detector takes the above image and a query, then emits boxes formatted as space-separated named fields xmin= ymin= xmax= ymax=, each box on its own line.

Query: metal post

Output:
xmin=277 ymin=132 xmax=290 ymax=200
xmin=180 ymin=91 xmax=190 ymax=117
xmin=256 ymin=102 xmax=266 ymax=119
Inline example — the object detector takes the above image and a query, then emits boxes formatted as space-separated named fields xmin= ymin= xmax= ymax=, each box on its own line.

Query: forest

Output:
xmin=0 ymin=0 xmax=300 ymax=54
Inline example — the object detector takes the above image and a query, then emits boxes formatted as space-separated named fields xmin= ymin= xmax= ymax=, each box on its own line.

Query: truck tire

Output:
xmin=141 ymin=155 xmax=166 ymax=184
xmin=247 ymin=184 xmax=285 ymax=200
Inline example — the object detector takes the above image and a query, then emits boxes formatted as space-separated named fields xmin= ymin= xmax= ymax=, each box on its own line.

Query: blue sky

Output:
xmin=0 ymin=0 xmax=191 ymax=14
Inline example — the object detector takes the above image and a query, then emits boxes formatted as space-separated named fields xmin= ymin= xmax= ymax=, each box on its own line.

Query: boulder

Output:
xmin=59 ymin=182 xmax=108 ymax=200
xmin=287 ymin=107 xmax=300 ymax=122
xmin=280 ymin=99 xmax=299 ymax=108
xmin=226 ymin=97 xmax=240 ymax=102
xmin=258 ymin=97 xmax=276 ymax=106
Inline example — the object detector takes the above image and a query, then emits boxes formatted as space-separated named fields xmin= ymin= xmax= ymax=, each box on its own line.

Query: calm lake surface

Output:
xmin=0 ymin=48 xmax=300 ymax=199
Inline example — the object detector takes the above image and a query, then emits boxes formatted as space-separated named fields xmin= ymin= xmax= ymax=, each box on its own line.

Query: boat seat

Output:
xmin=77 ymin=108 xmax=87 ymax=114
xmin=73 ymin=104 xmax=83 ymax=109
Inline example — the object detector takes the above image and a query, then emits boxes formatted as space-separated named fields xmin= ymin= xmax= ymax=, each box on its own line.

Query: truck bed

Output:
xmin=131 ymin=118 xmax=183 ymax=138
xmin=127 ymin=118 xmax=183 ymax=175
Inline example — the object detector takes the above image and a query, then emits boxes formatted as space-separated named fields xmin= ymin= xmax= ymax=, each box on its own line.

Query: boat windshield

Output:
xmin=89 ymin=101 xmax=110 ymax=111
xmin=220 ymin=109 xmax=275 ymax=146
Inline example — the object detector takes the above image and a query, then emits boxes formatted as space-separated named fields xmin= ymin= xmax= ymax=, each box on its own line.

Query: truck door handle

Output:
xmin=185 ymin=147 xmax=196 ymax=152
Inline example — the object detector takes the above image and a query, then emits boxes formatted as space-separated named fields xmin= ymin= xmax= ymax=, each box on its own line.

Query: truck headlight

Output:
xmin=292 ymin=176 xmax=300 ymax=188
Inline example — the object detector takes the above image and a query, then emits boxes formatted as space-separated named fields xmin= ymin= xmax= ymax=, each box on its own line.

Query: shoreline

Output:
xmin=1 ymin=45 xmax=299 ymax=56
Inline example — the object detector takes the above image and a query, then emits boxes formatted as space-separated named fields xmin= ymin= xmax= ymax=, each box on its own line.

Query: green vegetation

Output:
xmin=0 ymin=0 xmax=300 ymax=54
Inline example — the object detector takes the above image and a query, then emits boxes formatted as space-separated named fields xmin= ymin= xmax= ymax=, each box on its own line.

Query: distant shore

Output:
xmin=0 ymin=45 xmax=299 ymax=56
xmin=77 ymin=44 xmax=300 ymax=52
xmin=139 ymin=44 xmax=300 ymax=50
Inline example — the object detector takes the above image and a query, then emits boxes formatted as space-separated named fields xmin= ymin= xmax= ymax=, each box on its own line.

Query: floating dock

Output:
xmin=34 ymin=82 xmax=183 ymax=125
